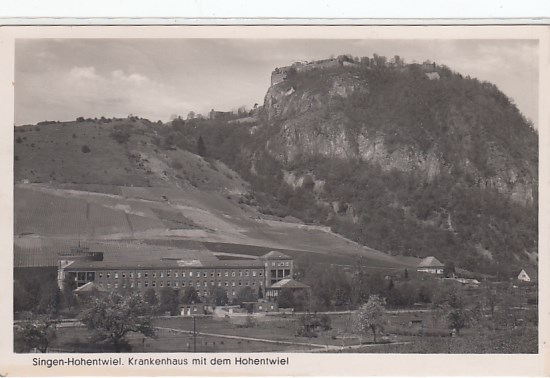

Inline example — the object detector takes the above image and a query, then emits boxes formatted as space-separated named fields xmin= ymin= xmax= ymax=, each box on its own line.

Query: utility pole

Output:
xmin=193 ymin=316 xmax=197 ymax=353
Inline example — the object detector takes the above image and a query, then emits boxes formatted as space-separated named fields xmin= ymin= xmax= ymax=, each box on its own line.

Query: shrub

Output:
xmin=81 ymin=145 xmax=91 ymax=153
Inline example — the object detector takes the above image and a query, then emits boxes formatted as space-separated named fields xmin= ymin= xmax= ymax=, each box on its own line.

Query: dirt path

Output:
xmin=155 ymin=326 xmax=411 ymax=353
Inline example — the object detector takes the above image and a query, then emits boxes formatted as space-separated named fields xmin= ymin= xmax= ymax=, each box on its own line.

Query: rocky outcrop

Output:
xmin=261 ymin=67 xmax=537 ymax=204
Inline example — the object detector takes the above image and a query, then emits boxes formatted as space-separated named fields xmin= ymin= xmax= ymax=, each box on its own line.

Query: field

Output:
xmin=41 ymin=306 xmax=538 ymax=354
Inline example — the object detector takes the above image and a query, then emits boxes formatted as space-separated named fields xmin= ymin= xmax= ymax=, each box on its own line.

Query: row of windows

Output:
xmin=96 ymin=280 xmax=262 ymax=288
xmin=268 ymin=261 xmax=291 ymax=267
xmin=97 ymin=283 xmax=241 ymax=297
xmin=95 ymin=269 xmax=264 ymax=279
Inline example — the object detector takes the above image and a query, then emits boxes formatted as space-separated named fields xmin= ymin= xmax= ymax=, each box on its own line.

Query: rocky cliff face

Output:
xmin=261 ymin=66 xmax=537 ymax=205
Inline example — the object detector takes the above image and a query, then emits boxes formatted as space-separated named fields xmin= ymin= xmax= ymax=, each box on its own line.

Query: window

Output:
xmin=99 ymin=272 xmax=103 ymax=278
xmin=285 ymin=262 xmax=290 ymax=267
xmin=137 ymin=282 xmax=141 ymax=288
xmin=160 ymin=272 xmax=164 ymax=278
xmin=115 ymin=272 xmax=119 ymax=279
xmin=202 ymin=272 xmax=206 ymax=277
xmin=204 ymin=282 xmax=207 ymax=287
xmin=107 ymin=283 xmax=111 ymax=288
xmin=210 ymin=272 xmax=214 ymax=277
xmin=231 ymin=272 xmax=236 ymax=277
xmin=175 ymin=272 xmax=178 ymax=278
xmin=144 ymin=272 xmax=148 ymax=278
xmin=239 ymin=271 xmax=243 ymax=277
xmin=107 ymin=273 xmax=111 ymax=278
xmin=218 ymin=282 xmax=222 ymax=286
xmin=217 ymin=272 xmax=221 ymax=277
xmin=167 ymin=281 xmax=171 ymax=287
xmin=182 ymin=282 xmax=185 ymax=287
xmin=245 ymin=270 xmax=249 ymax=277
xmin=182 ymin=272 xmax=186 ymax=277
xmin=225 ymin=282 xmax=228 ymax=287
xmin=152 ymin=272 xmax=156 ymax=278
xmin=167 ymin=271 xmax=171 ymax=277
xmin=232 ymin=290 xmax=235 ymax=296
xmin=175 ymin=282 xmax=178 ymax=287
xmin=152 ymin=281 xmax=156 ymax=287
xmin=196 ymin=282 xmax=200 ymax=287
xmin=259 ymin=271 xmax=263 ymax=276
xmin=252 ymin=282 xmax=256 ymax=286
xmin=137 ymin=272 xmax=141 ymax=278
xmin=160 ymin=282 xmax=164 ymax=287
xmin=210 ymin=280 xmax=214 ymax=286
xmin=224 ymin=271 xmax=229 ymax=277
xmin=130 ymin=282 xmax=134 ymax=288
xmin=129 ymin=272 xmax=133 ymax=278
xmin=114 ymin=283 xmax=118 ymax=288
xmin=232 ymin=282 xmax=236 ymax=287
xmin=144 ymin=282 xmax=148 ymax=287
xmin=272 ymin=262 xmax=275 ymax=267
xmin=122 ymin=272 xmax=126 ymax=278
xmin=238 ymin=282 xmax=242 ymax=286
xmin=189 ymin=272 xmax=193 ymax=277
xmin=245 ymin=282 xmax=249 ymax=286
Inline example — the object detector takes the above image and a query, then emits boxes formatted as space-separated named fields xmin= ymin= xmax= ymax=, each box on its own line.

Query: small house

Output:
xmin=517 ymin=268 xmax=537 ymax=282
xmin=416 ymin=256 xmax=445 ymax=275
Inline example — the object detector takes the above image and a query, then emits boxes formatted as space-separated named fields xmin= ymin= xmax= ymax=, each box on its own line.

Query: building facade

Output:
xmin=58 ymin=248 xmax=298 ymax=303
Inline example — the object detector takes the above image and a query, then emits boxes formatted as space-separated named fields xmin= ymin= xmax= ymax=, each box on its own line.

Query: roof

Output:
xmin=417 ymin=256 xmax=444 ymax=268
xmin=269 ymin=279 xmax=309 ymax=290
xmin=73 ymin=282 xmax=107 ymax=293
xmin=261 ymin=251 xmax=292 ymax=260
xmin=66 ymin=257 xmax=265 ymax=271
xmin=518 ymin=267 xmax=538 ymax=280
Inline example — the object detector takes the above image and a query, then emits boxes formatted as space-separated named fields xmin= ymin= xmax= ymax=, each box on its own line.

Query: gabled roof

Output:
xmin=261 ymin=251 xmax=292 ymax=260
xmin=518 ymin=267 xmax=538 ymax=280
xmin=417 ymin=256 xmax=444 ymax=268
xmin=269 ymin=279 xmax=309 ymax=289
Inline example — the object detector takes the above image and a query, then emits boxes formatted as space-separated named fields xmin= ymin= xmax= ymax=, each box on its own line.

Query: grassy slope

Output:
xmin=14 ymin=120 xmax=417 ymax=270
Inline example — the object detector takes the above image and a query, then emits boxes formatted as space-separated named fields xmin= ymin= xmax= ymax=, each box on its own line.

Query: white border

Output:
xmin=1 ymin=25 xmax=548 ymax=377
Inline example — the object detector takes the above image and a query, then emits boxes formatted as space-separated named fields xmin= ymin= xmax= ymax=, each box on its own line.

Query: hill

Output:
xmin=14 ymin=117 xmax=416 ymax=272
xmin=165 ymin=56 xmax=538 ymax=277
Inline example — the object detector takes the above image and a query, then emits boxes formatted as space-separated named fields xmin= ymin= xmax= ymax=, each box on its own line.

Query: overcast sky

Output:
xmin=15 ymin=39 xmax=538 ymax=128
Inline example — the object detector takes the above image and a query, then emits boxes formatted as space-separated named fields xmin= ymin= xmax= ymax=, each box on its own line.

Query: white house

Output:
xmin=517 ymin=268 xmax=537 ymax=282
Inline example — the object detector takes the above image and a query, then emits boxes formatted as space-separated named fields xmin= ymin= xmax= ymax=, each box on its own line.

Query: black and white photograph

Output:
xmin=3 ymin=24 xmax=547 ymax=376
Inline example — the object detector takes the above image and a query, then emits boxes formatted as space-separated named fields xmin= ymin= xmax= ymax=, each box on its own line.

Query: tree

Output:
xmin=80 ymin=292 xmax=155 ymax=352
xmin=433 ymin=283 xmax=474 ymax=335
xmin=187 ymin=111 xmax=196 ymax=120
xmin=181 ymin=287 xmax=201 ymax=304
xmin=444 ymin=261 xmax=456 ymax=277
xmin=197 ymin=135 xmax=206 ymax=157
xmin=143 ymin=288 xmax=158 ymax=306
xmin=14 ymin=315 xmax=57 ymax=353
xmin=159 ymin=287 xmax=179 ymax=315
xmin=234 ymin=286 xmax=255 ymax=306
xmin=211 ymin=286 xmax=229 ymax=306
xmin=62 ymin=273 xmax=78 ymax=311
xmin=355 ymin=295 xmax=385 ymax=343
xmin=277 ymin=289 xmax=295 ymax=308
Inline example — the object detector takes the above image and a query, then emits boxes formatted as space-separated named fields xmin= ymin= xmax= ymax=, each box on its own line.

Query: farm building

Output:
xmin=517 ymin=268 xmax=537 ymax=282
xmin=416 ymin=256 xmax=444 ymax=275
xmin=57 ymin=246 xmax=307 ymax=303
